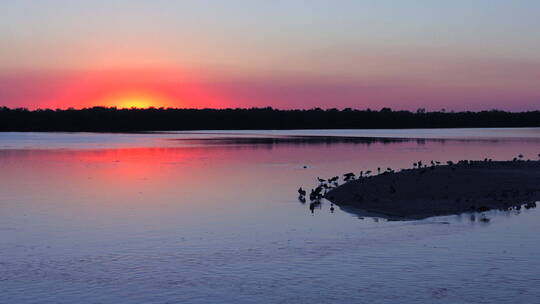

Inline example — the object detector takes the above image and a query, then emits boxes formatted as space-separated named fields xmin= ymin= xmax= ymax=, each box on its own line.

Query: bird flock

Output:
xmin=298 ymin=167 xmax=400 ymax=214
xmin=297 ymin=153 xmax=540 ymax=215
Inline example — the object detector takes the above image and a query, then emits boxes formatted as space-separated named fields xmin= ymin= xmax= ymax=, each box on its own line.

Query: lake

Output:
xmin=1 ymin=128 xmax=540 ymax=303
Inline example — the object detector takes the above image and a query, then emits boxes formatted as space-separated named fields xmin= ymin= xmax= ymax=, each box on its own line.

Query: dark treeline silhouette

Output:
xmin=1 ymin=106 xmax=540 ymax=132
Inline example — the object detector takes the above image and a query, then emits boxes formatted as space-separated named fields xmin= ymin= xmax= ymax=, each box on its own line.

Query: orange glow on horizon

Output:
xmin=98 ymin=92 xmax=172 ymax=109
xmin=19 ymin=69 xmax=228 ymax=110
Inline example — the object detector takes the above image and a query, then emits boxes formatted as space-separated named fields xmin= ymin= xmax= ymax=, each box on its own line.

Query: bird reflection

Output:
xmin=309 ymin=201 xmax=322 ymax=214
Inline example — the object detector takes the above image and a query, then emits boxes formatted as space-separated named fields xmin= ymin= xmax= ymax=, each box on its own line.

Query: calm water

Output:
xmin=1 ymin=129 xmax=540 ymax=304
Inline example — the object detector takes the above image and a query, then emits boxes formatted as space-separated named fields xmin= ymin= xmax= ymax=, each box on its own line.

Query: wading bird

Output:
xmin=343 ymin=172 xmax=356 ymax=181
xmin=328 ymin=176 xmax=339 ymax=183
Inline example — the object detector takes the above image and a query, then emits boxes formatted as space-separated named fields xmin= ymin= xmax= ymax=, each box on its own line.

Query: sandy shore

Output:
xmin=325 ymin=160 xmax=540 ymax=219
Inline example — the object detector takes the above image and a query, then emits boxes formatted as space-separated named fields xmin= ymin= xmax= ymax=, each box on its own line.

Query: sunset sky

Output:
xmin=1 ymin=0 xmax=539 ymax=111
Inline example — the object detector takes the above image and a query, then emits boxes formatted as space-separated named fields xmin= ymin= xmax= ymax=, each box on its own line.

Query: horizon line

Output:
xmin=2 ymin=105 xmax=540 ymax=114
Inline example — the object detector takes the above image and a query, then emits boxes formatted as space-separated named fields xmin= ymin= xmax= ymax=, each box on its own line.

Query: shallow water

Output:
xmin=1 ymin=129 xmax=540 ymax=303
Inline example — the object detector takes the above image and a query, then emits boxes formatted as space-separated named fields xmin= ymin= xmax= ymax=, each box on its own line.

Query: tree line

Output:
xmin=1 ymin=106 xmax=539 ymax=132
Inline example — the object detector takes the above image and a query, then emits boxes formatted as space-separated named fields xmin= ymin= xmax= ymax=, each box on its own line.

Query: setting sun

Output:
xmin=116 ymin=96 xmax=154 ymax=109
xmin=100 ymin=92 xmax=171 ymax=109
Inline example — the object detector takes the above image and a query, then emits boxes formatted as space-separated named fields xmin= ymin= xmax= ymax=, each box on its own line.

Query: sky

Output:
xmin=1 ymin=0 xmax=539 ymax=111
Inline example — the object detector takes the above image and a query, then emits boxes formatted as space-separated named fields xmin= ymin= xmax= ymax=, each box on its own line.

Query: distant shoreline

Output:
xmin=326 ymin=160 xmax=540 ymax=220
xmin=1 ymin=107 xmax=540 ymax=132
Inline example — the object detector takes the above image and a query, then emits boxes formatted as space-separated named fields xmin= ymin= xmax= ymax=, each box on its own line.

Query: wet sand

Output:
xmin=325 ymin=160 xmax=540 ymax=219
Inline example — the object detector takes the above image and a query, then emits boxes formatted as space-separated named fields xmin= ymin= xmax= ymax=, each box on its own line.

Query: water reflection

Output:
xmin=173 ymin=134 xmax=540 ymax=149
xmin=174 ymin=135 xmax=409 ymax=147
xmin=2 ymin=130 xmax=540 ymax=303
xmin=335 ymin=201 xmax=538 ymax=225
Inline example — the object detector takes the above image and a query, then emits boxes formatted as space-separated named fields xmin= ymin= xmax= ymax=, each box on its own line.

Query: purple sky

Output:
xmin=1 ymin=1 xmax=539 ymax=110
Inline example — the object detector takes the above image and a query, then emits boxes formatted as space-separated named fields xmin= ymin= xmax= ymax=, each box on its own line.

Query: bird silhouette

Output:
xmin=328 ymin=176 xmax=339 ymax=183
xmin=343 ymin=172 xmax=356 ymax=181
